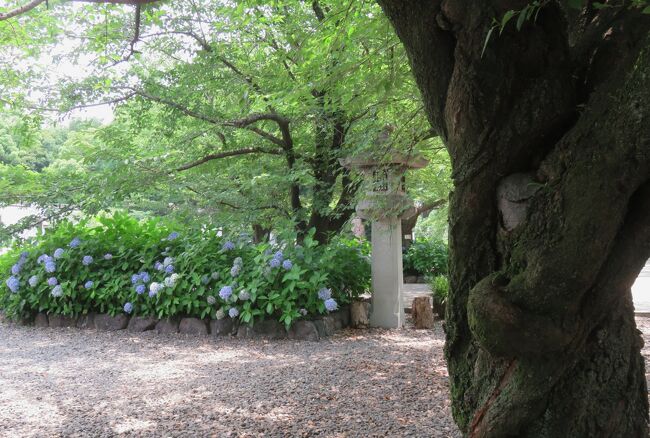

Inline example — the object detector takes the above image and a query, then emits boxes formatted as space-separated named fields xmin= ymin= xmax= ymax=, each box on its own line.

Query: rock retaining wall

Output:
xmin=2 ymin=307 xmax=351 ymax=341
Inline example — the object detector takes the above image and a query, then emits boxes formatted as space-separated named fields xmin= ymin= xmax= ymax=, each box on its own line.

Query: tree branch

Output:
xmin=224 ymin=112 xmax=290 ymax=128
xmin=175 ymin=147 xmax=283 ymax=172
xmin=0 ymin=0 xmax=45 ymax=21
xmin=1 ymin=93 xmax=136 ymax=113
xmin=132 ymin=88 xmax=222 ymax=124
xmin=69 ymin=0 xmax=158 ymax=3
xmin=403 ymin=198 xmax=447 ymax=220
xmin=312 ymin=0 xmax=326 ymax=22
xmin=132 ymin=88 xmax=288 ymax=146
xmin=110 ymin=3 xmax=142 ymax=65
xmin=0 ymin=0 xmax=158 ymax=21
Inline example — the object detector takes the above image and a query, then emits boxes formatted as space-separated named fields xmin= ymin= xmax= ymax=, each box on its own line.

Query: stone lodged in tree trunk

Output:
xmin=377 ymin=1 xmax=649 ymax=436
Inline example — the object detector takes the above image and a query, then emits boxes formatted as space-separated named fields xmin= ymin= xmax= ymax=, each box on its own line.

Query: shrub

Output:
xmin=0 ymin=213 xmax=370 ymax=329
xmin=403 ymin=238 xmax=448 ymax=276
xmin=429 ymin=275 xmax=449 ymax=304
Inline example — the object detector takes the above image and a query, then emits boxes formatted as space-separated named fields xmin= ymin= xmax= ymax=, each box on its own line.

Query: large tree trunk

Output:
xmin=378 ymin=1 xmax=649 ymax=436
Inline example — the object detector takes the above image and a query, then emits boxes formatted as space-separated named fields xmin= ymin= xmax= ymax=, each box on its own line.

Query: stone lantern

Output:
xmin=340 ymin=151 xmax=428 ymax=328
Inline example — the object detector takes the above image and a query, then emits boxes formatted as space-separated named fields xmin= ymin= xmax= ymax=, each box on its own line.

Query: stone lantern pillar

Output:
xmin=340 ymin=152 xmax=428 ymax=328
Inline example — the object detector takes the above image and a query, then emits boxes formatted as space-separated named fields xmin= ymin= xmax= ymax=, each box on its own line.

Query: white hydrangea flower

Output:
xmin=216 ymin=308 xmax=226 ymax=320
xmin=239 ymin=290 xmax=250 ymax=301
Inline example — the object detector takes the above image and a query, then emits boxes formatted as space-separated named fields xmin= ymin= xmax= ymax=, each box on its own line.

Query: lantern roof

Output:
xmin=339 ymin=151 xmax=428 ymax=170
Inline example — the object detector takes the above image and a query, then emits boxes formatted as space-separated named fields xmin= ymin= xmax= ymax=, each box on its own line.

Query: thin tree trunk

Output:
xmin=378 ymin=1 xmax=649 ymax=436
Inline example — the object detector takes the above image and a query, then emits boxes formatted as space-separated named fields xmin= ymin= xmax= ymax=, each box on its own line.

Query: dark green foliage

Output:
xmin=403 ymin=238 xmax=448 ymax=277
xmin=429 ymin=274 xmax=449 ymax=304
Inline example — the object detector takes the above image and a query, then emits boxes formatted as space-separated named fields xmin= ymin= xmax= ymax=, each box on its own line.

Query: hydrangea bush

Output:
xmin=0 ymin=212 xmax=370 ymax=328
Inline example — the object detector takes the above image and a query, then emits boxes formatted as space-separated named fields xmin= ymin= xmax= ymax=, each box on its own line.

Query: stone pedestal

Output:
xmin=370 ymin=219 xmax=405 ymax=328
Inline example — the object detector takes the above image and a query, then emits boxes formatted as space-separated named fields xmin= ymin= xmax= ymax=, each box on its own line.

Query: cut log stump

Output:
xmin=412 ymin=296 xmax=434 ymax=329
xmin=350 ymin=300 xmax=370 ymax=328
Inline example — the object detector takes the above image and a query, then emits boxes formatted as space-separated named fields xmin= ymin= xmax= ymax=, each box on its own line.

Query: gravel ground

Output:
xmin=0 ymin=320 xmax=459 ymax=438
xmin=2 ymin=318 xmax=649 ymax=438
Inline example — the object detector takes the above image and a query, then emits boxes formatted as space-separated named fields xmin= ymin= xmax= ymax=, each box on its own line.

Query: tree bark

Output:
xmin=401 ymin=198 xmax=446 ymax=249
xmin=251 ymin=224 xmax=271 ymax=243
xmin=378 ymin=1 xmax=649 ymax=436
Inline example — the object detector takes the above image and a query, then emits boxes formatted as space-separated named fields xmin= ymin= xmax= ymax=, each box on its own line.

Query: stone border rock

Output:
xmin=4 ymin=307 xmax=351 ymax=341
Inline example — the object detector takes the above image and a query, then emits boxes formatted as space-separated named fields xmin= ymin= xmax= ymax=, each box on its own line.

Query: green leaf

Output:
xmin=567 ymin=0 xmax=584 ymax=9
xmin=481 ymin=26 xmax=496 ymax=58
xmin=500 ymin=10 xmax=516 ymax=33
xmin=516 ymin=10 xmax=527 ymax=30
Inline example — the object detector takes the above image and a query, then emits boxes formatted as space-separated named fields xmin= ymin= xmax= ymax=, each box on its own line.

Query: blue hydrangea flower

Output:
xmin=45 ymin=261 xmax=57 ymax=273
xmin=51 ymin=285 xmax=63 ymax=297
xmin=28 ymin=275 xmax=39 ymax=287
xmin=222 ymin=241 xmax=235 ymax=251
xmin=139 ymin=272 xmax=150 ymax=283
xmin=274 ymin=251 xmax=284 ymax=261
xmin=154 ymin=261 xmax=164 ymax=271
xmin=318 ymin=288 xmax=332 ymax=301
xmin=69 ymin=237 xmax=81 ymax=248
xmin=167 ymin=232 xmax=179 ymax=241
xmin=53 ymin=248 xmax=65 ymax=259
xmin=229 ymin=307 xmax=239 ymax=318
xmin=131 ymin=274 xmax=141 ymax=284
xmin=47 ymin=277 xmax=58 ymax=287
xmin=37 ymin=254 xmax=49 ymax=264
xmin=20 ymin=251 xmax=29 ymax=260
xmin=123 ymin=302 xmax=133 ymax=314
xmin=84 ymin=281 xmax=94 ymax=289
xmin=6 ymin=276 xmax=20 ymax=293
xmin=211 ymin=272 xmax=220 ymax=280
xmin=269 ymin=257 xmax=281 ymax=268
xmin=82 ymin=256 xmax=93 ymax=266
xmin=282 ymin=259 xmax=293 ymax=270
xmin=207 ymin=295 xmax=216 ymax=305
xmin=219 ymin=285 xmax=233 ymax=300
xmin=238 ymin=290 xmax=250 ymax=301
xmin=104 ymin=253 xmax=113 ymax=260
xmin=163 ymin=257 xmax=174 ymax=267
xmin=324 ymin=298 xmax=338 ymax=312
xmin=11 ymin=264 xmax=21 ymax=275
xmin=135 ymin=284 xmax=146 ymax=295
xmin=164 ymin=276 xmax=176 ymax=288
xmin=165 ymin=264 xmax=174 ymax=274
xmin=230 ymin=265 xmax=241 ymax=277
xmin=201 ymin=275 xmax=210 ymax=285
